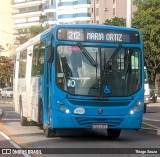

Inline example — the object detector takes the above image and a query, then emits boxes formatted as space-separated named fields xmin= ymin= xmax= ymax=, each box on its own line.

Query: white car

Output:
xmin=1 ymin=87 xmax=13 ymax=98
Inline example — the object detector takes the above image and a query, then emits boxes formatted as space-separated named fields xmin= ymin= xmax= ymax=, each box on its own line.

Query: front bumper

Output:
xmin=49 ymin=109 xmax=142 ymax=129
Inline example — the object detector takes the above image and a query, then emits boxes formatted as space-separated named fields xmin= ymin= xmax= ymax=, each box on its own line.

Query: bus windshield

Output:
xmin=56 ymin=45 xmax=141 ymax=96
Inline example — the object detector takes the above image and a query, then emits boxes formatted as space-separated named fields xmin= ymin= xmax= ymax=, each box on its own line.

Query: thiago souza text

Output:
xmin=135 ymin=149 xmax=158 ymax=154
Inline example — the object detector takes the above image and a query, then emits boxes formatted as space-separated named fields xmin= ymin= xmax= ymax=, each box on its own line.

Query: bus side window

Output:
xmin=37 ymin=40 xmax=46 ymax=75
xmin=31 ymin=44 xmax=39 ymax=77
xmin=19 ymin=50 xmax=27 ymax=78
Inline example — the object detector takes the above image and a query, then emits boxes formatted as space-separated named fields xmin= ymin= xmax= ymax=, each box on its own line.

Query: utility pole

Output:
xmin=126 ymin=0 xmax=132 ymax=27
xmin=94 ymin=0 xmax=96 ymax=23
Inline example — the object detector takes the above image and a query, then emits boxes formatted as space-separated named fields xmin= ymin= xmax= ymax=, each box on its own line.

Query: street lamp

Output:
xmin=126 ymin=0 xmax=132 ymax=27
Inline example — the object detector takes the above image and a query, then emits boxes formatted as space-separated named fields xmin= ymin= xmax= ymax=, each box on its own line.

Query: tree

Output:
xmin=0 ymin=45 xmax=4 ymax=51
xmin=15 ymin=25 xmax=49 ymax=45
xmin=132 ymin=0 xmax=160 ymax=93
xmin=6 ymin=43 xmax=16 ymax=57
xmin=0 ymin=56 xmax=14 ymax=87
xmin=104 ymin=17 xmax=126 ymax=26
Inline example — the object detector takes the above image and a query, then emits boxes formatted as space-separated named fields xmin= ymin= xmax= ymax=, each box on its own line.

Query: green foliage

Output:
xmin=0 ymin=56 xmax=14 ymax=87
xmin=132 ymin=0 xmax=160 ymax=91
xmin=104 ymin=17 xmax=126 ymax=27
xmin=0 ymin=45 xmax=4 ymax=51
xmin=29 ymin=26 xmax=44 ymax=37
xmin=16 ymin=25 xmax=48 ymax=45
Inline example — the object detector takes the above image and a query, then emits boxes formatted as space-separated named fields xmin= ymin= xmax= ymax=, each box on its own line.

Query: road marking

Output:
xmin=148 ymin=104 xmax=160 ymax=107
xmin=143 ymin=118 xmax=160 ymax=122
xmin=0 ymin=130 xmax=31 ymax=157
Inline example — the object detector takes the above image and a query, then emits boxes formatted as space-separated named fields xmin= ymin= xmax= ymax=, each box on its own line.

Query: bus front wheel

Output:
xmin=107 ymin=129 xmax=121 ymax=138
xmin=44 ymin=127 xmax=56 ymax=138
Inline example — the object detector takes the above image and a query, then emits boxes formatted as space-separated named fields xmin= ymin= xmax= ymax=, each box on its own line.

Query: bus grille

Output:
xmin=75 ymin=117 xmax=124 ymax=128
xmin=68 ymin=99 xmax=131 ymax=107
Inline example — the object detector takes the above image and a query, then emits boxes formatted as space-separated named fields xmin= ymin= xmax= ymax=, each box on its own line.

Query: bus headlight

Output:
xmin=137 ymin=101 xmax=143 ymax=106
xmin=65 ymin=109 xmax=70 ymax=114
xmin=133 ymin=106 xmax=139 ymax=112
xmin=130 ymin=101 xmax=142 ymax=115
xmin=59 ymin=104 xmax=70 ymax=114
xmin=130 ymin=110 xmax=134 ymax=115
xmin=130 ymin=106 xmax=139 ymax=115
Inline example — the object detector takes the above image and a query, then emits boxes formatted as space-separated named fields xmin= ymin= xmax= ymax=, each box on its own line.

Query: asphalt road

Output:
xmin=0 ymin=98 xmax=160 ymax=157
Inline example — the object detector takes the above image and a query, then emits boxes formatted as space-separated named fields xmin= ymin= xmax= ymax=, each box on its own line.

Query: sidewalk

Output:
xmin=0 ymin=129 xmax=31 ymax=157
xmin=141 ymin=98 xmax=160 ymax=135
xmin=0 ymin=109 xmax=32 ymax=157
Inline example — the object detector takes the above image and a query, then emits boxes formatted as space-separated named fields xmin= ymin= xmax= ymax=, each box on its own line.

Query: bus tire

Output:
xmin=44 ymin=127 xmax=56 ymax=138
xmin=19 ymin=97 xmax=27 ymax=126
xmin=107 ymin=129 xmax=121 ymax=138
xmin=144 ymin=103 xmax=147 ymax=113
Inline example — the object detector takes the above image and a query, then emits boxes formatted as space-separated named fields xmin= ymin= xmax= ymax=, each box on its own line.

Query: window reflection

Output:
xmin=56 ymin=45 xmax=141 ymax=96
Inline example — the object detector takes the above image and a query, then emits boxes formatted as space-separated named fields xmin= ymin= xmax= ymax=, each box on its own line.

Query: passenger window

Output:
xmin=19 ymin=50 xmax=27 ymax=78
xmin=37 ymin=40 xmax=46 ymax=75
xmin=31 ymin=44 xmax=39 ymax=77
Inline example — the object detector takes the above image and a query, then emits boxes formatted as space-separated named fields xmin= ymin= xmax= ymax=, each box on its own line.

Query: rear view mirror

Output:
xmin=47 ymin=46 xmax=54 ymax=63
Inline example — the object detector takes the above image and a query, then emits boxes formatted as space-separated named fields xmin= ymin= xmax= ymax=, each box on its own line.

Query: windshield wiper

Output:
xmin=105 ymin=44 xmax=122 ymax=69
xmin=110 ymin=44 xmax=122 ymax=60
xmin=123 ymin=48 xmax=132 ymax=77
xmin=77 ymin=42 xmax=97 ymax=67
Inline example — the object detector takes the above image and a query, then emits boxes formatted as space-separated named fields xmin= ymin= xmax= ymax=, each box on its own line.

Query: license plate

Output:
xmin=92 ymin=124 xmax=108 ymax=129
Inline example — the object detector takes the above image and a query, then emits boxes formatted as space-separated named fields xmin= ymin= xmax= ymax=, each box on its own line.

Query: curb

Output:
xmin=140 ymin=128 xmax=160 ymax=135
xmin=141 ymin=121 xmax=160 ymax=136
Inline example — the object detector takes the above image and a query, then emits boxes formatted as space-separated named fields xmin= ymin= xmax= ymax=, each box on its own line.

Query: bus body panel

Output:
xmin=14 ymin=35 xmax=43 ymax=123
xmin=13 ymin=51 xmax=20 ymax=113
xmin=13 ymin=24 xmax=144 ymax=134
xmin=44 ymin=85 xmax=144 ymax=129
xmin=49 ymin=110 xmax=142 ymax=129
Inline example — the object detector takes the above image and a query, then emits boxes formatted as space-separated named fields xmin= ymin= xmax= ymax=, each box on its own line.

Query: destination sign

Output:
xmin=57 ymin=28 xmax=140 ymax=44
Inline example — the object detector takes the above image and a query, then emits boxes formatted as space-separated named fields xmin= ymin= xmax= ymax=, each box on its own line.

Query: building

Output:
xmin=56 ymin=0 xmax=91 ymax=24
xmin=12 ymin=0 xmax=46 ymax=32
xmin=43 ymin=0 xmax=57 ymax=26
xmin=90 ymin=0 xmax=136 ymax=24
xmin=11 ymin=0 xmax=138 ymax=42
xmin=11 ymin=0 xmax=57 ymax=30
xmin=0 ymin=0 xmax=14 ymax=56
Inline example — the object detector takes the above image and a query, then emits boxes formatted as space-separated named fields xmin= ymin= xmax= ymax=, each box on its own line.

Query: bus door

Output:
xmin=43 ymin=38 xmax=53 ymax=125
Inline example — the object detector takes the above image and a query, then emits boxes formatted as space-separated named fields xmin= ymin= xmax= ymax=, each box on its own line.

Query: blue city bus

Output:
xmin=13 ymin=24 xmax=144 ymax=138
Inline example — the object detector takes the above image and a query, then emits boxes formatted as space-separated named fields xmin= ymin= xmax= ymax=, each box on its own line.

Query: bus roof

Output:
xmin=15 ymin=27 xmax=52 ymax=52
xmin=15 ymin=24 xmax=140 ymax=53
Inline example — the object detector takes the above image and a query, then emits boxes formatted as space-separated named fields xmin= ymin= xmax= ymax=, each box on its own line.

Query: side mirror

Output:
xmin=47 ymin=46 xmax=54 ymax=63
